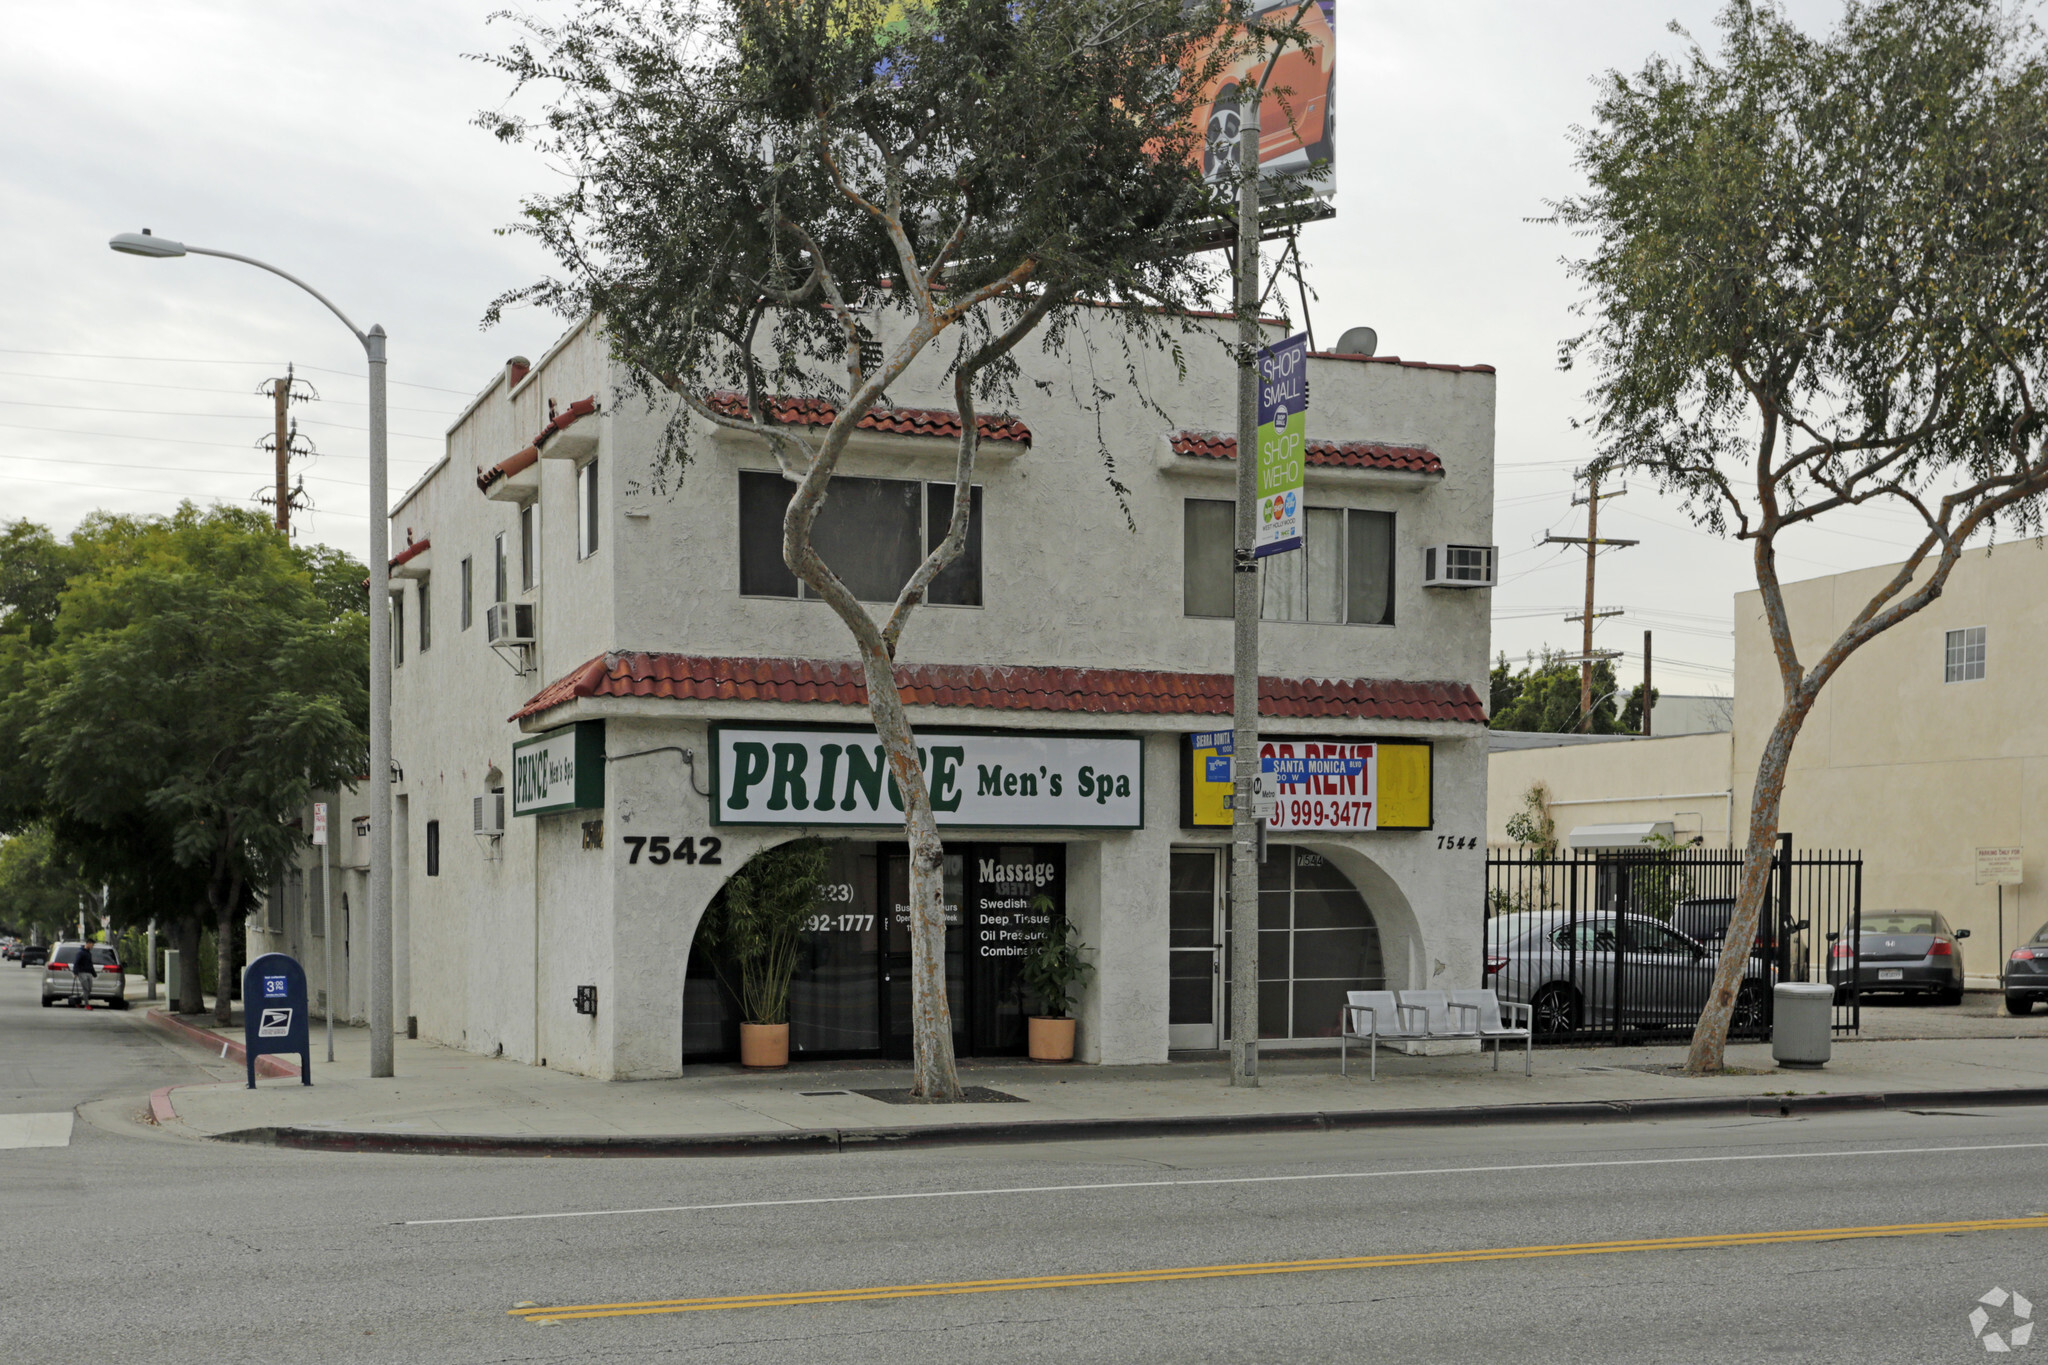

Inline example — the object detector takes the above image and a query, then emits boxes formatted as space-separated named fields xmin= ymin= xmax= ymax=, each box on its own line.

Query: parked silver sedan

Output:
xmin=1485 ymin=911 xmax=1767 ymax=1037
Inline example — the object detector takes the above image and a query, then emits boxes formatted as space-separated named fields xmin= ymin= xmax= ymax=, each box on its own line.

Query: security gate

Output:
xmin=1484 ymin=836 xmax=1862 ymax=1045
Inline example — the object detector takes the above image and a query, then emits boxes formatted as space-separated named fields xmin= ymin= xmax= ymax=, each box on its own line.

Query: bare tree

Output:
xmin=1555 ymin=0 xmax=2048 ymax=1071
xmin=480 ymin=0 xmax=1291 ymax=1098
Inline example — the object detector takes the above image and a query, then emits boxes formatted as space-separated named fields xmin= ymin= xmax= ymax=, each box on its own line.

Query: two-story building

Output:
xmin=371 ymin=310 xmax=1496 ymax=1079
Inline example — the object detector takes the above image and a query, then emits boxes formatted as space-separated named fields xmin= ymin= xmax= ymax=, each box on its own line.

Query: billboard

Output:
xmin=1194 ymin=0 xmax=1336 ymax=197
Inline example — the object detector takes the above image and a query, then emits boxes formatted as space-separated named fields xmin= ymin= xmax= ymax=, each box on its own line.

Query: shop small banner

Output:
xmin=712 ymin=725 xmax=1143 ymax=829
xmin=1255 ymin=332 xmax=1310 ymax=557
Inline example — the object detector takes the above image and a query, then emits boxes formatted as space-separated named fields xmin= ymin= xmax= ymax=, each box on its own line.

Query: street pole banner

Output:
xmin=1255 ymin=332 xmax=1309 ymax=557
xmin=311 ymin=802 xmax=327 ymax=846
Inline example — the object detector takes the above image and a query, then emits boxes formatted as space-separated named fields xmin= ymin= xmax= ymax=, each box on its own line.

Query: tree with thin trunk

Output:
xmin=481 ymin=0 xmax=1285 ymax=1099
xmin=1554 ymin=0 xmax=2048 ymax=1071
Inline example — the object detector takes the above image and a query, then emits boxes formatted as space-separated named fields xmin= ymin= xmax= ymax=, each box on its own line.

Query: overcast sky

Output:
xmin=2 ymin=0 xmax=1916 ymax=696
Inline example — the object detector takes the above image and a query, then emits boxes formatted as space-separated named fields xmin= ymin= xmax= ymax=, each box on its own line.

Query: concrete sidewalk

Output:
xmin=135 ymin=1003 xmax=2048 ymax=1156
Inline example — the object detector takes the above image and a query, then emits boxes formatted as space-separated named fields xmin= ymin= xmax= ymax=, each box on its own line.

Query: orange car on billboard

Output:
xmin=1193 ymin=0 xmax=1335 ymax=195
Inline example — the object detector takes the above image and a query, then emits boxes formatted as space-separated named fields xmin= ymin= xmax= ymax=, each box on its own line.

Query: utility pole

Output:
xmin=1545 ymin=470 xmax=1638 ymax=731
xmin=1228 ymin=65 xmax=1265 ymax=1090
xmin=1642 ymin=629 xmax=1653 ymax=736
xmin=259 ymin=364 xmax=317 ymax=535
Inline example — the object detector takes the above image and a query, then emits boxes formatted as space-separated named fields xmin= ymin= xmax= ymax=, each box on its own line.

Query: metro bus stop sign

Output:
xmin=242 ymin=952 xmax=312 ymax=1088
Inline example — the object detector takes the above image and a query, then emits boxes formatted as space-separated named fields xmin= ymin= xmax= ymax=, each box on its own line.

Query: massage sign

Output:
xmin=710 ymin=726 xmax=1143 ymax=829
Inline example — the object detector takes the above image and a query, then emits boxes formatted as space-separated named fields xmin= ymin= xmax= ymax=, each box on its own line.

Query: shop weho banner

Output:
xmin=711 ymin=726 xmax=1143 ymax=829
xmin=1256 ymin=332 xmax=1309 ymax=556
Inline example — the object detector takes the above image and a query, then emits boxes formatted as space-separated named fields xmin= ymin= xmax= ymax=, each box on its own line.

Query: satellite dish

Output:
xmin=1334 ymin=326 xmax=1378 ymax=357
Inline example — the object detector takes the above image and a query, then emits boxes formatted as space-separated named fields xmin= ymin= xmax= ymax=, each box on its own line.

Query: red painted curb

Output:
xmin=148 ymin=1086 xmax=180 ymax=1124
xmin=146 ymin=1008 xmax=300 ymax=1079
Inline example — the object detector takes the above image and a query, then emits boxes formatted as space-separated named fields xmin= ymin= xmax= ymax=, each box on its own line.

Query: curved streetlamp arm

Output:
xmin=181 ymin=245 xmax=369 ymax=349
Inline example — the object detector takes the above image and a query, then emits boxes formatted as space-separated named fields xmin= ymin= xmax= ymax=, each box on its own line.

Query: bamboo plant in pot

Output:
xmin=1020 ymin=897 xmax=1094 ymax=1061
xmin=695 ymin=838 xmax=829 ymax=1068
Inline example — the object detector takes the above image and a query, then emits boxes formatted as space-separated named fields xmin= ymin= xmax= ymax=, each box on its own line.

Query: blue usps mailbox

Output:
xmin=242 ymin=952 xmax=312 ymax=1088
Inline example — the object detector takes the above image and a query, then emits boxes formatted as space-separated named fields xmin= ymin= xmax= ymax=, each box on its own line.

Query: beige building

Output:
xmin=1489 ymin=537 xmax=2045 ymax=984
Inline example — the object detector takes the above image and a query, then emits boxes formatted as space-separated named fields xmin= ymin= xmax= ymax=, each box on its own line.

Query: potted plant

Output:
xmin=696 ymin=838 xmax=829 ymax=1068
xmin=1020 ymin=897 xmax=1094 ymax=1061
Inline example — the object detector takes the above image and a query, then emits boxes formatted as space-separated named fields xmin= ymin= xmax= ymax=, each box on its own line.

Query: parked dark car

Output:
xmin=1827 ymin=910 xmax=1969 ymax=1004
xmin=2005 ymin=921 xmax=2048 ymax=1016
xmin=1668 ymin=896 xmax=1810 ymax=977
xmin=19 ymin=943 xmax=48 ymax=967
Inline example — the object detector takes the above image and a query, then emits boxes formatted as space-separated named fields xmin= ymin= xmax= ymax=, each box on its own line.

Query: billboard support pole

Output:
xmin=1229 ymin=83 xmax=1265 ymax=1088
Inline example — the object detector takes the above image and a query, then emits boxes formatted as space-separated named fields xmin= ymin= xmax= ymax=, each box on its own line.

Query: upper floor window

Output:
xmin=1183 ymin=499 xmax=1394 ymax=625
xmin=1945 ymin=626 xmax=1986 ymax=683
xmin=425 ymin=819 xmax=441 ymax=877
xmin=578 ymin=459 xmax=600 ymax=560
xmin=738 ymin=470 xmax=982 ymax=606
xmin=417 ymin=572 xmax=432 ymax=653
xmin=460 ymin=555 xmax=474 ymax=630
xmin=392 ymin=592 xmax=405 ymax=666
xmin=519 ymin=504 xmax=539 ymax=592
xmin=493 ymin=532 xmax=509 ymax=605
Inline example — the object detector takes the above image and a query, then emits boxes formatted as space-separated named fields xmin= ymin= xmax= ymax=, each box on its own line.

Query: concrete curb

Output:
xmin=145 ymin=1008 xmax=300 ymax=1080
xmin=202 ymin=1084 xmax=2048 ymax=1158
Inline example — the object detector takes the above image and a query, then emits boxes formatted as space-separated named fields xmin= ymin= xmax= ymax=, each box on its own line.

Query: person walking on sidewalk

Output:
xmin=71 ymin=946 xmax=97 ymax=1009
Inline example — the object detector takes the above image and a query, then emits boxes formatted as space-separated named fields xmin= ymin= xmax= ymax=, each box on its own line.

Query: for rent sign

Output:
xmin=711 ymin=726 xmax=1143 ymax=829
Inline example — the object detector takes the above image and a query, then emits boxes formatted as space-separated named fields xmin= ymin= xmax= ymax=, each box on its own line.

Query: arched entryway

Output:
xmin=682 ymin=838 xmax=1067 ymax=1065
xmin=1169 ymin=843 xmax=1386 ymax=1047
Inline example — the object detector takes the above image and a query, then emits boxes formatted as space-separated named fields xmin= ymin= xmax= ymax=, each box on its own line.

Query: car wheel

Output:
xmin=1531 ymin=984 xmax=1581 ymax=1037
xmin=1731 ymin=985 xmax=1767 ymax=1035
xmin=40 ymin=995 xmax=54 ymax=1007
xmin=1936 ymin=985 xmax=1965 ymax=1006
xmin=2009 ymin=995 xmax=2037 ymax=1017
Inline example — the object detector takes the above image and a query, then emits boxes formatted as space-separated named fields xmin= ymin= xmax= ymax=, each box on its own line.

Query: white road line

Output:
xmin=403 ymin=1138 xmax=2048 ymax=1227
xmin=0 ymin=1112 xmax=74 ymax=1150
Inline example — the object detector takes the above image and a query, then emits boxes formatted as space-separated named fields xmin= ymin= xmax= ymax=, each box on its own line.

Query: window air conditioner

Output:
xmin=472 ymin=791 xmax=506 ymax=838
xmin=485 ymin=601 xmax=536 ymax=646
xmin=1422 ymin=544 xmax=1497 ymax=589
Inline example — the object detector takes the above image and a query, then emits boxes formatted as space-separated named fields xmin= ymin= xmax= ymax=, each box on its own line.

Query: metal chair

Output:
xmin=1449 ymin=987 xmax=1534 ymax=1075
xmin=1340 ymin=989 xmax=1426 ymax=1079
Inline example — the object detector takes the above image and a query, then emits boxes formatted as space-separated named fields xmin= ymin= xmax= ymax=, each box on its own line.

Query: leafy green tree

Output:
xmin=483 ymin=0 xmax=1275 ymax=1100
xmin=1489 ymin=650 xmax=1627 ymax=734
xmin=696 ymin=837 xmax=831 ymax=1027
xmin=1554 ymin=0 xmax=2048 ymax=1070
xmin=4 ymin=506 xmax=367 ymax=1022
xmin=0 ymin=823 xmax=92 ymax=942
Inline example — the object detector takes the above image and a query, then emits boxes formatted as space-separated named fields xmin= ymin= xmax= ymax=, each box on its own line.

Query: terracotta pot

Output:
xmin=1027 ymin=1015 xmax=1077 ymax=1062
xmin=739 ymin=1022 xmax=790 ymax=1069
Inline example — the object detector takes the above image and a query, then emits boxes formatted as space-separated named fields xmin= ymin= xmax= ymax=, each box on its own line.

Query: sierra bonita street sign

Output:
xmin=711 ymin=725 xmax=1143 ymax=828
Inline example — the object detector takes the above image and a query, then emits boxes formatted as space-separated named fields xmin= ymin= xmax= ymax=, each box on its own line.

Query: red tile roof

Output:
xmin=388 ymin=537 xmax=430 ymax=570
xmin=514 ymin=653 xmax=1485 ymax=724
xmin=705 ymin=392 xmax=1032 ymax=446
xmin=1171 ymin=431 xmax=1443 ymax=475
xmin=478 ymin=396 xmax=599 ymax=492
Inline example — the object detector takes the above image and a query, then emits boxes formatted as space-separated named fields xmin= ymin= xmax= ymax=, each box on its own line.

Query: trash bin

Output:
xmin=1772 ymin=982 xmax=1835 ymax=1068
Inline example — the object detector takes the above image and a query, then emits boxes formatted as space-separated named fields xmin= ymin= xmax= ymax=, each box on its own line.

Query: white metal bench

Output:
xmin=1341 ymin=987 xmax=1532 ymax=1079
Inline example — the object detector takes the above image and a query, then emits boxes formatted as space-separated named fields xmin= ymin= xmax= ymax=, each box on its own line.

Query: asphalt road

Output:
xmin=7 ymin=965 xmax=2048 ymax=1364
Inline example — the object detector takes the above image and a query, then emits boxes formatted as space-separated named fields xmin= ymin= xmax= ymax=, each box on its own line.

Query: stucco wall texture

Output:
xmin=379 ymin=309 xmax=1496 ymax=1078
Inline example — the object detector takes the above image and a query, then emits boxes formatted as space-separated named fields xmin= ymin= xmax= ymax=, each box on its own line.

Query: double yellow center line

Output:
xmin=509 ymin=1212 xmax=2048 ymax=1323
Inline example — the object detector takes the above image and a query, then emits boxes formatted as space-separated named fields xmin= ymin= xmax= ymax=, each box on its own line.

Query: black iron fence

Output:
xmin=1484 ymin=836 xmax=1863 ymax=1046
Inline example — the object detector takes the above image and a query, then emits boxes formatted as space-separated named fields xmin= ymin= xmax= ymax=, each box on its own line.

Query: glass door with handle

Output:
xmin=1168 ymin=849 xmax=1223 ymax=1050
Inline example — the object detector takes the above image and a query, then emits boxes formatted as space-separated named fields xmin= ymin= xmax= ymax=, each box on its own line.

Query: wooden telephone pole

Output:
xmin=260 ymin=364 xmax=317 ymax=534
xmin=1544 ymin=470 xmax=1638 ymax=731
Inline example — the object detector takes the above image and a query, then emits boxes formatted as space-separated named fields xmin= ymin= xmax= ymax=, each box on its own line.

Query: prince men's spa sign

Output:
xmin=711 ymin=725 xmax=1143 ymax=829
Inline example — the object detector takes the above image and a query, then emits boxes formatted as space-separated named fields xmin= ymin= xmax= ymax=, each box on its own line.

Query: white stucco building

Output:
xmin=355 ymin=311 xmax=1495 ymax=1079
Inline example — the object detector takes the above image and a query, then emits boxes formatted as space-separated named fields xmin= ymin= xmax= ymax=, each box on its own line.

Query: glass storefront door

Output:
xmin=883 ymin=848 xmax=968 ymax=1060
xmin=1168 ymin=850 xmax=1223 ymax=1049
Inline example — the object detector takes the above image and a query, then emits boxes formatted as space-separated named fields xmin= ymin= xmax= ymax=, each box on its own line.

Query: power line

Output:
xmin=0 ymin=420 xmax=433 ymax=462
xmin=0 ymin=347 xmax=477 ymax=396
xmin=0 ymin=469 xmax=366 ymax=518
xmin=0 ymin=450 xmax=366 ymax=487
xmin=0 ymin=367 xmax=459 ymax=416
xmin=0 ymin=398 xmax=444 ymax=441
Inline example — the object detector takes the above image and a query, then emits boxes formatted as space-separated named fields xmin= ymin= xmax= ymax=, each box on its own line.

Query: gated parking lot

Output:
xmin=1485 ymin=837 xmax=1864 ymax=1045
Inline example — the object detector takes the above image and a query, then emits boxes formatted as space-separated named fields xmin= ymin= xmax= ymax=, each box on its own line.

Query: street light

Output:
xmin=108 ymin=228 xmax=396 ymax=1079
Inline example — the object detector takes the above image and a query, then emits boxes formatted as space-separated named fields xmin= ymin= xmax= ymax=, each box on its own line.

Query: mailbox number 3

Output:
xmin=624 ymin=835 xmax=723 ymax=866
